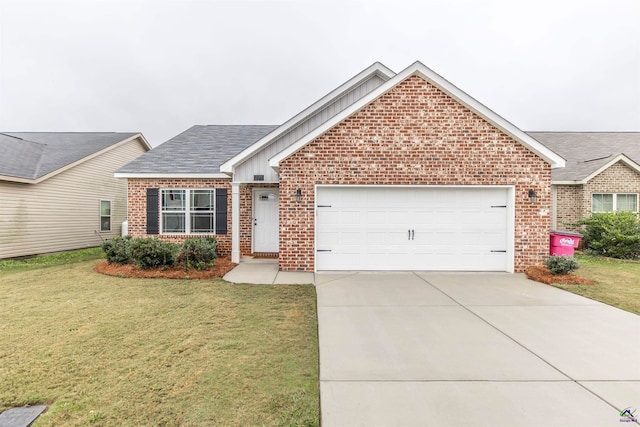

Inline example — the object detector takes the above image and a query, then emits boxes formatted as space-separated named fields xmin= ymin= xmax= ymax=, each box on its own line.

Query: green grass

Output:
xmin=0 ymin=247 xmax=104 ymax=276
xmin=0 ymin=261 xmax=319 ymax=426
xmin=552 ymin=254 xmax=640 ymax=315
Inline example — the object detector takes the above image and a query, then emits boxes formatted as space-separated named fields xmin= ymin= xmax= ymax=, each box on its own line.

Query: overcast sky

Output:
xmin=1 ymin=0 xmax=638 ymax=147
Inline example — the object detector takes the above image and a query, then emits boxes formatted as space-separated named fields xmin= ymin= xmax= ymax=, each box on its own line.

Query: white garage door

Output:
xmin=315 ymin=186 xmax=510 ymax=271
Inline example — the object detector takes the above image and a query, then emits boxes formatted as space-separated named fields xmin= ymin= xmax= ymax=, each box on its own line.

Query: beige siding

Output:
xmin=0 ymin=138 xmax=148 ymax=258
xmin=234 ymin=74 xmax=388 ymax=182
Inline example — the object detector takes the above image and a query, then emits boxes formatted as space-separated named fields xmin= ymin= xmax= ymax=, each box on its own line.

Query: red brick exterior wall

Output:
xmin=278 ymin=76 xmax=552 ymax=272
xmin=127 ymin=178 xmax=232 ymax=256
xmin=556 ymin=161 xmax=640 ymax=232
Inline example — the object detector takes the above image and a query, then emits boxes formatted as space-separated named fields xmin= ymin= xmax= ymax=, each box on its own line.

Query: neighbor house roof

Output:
xmin=0 ymin=132 xmax=148 ymax=183
xmin=269 ymin=61 xmax=566 ymax=170
xmin=115 ymin=125 xmax=278 ymax=178
xmin=528 ymin=132 xmax=640 ymax=183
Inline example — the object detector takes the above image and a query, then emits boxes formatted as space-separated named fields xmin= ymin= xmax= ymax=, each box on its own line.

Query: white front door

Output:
xmin=316 ymin=186 xmax=511 ymax=271
xmin=253 ymin=189 xmax=279 ymax=253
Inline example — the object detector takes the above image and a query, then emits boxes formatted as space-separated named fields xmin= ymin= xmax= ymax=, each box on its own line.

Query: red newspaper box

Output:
xmin=549 ymin=230 xmax=582 ymax=256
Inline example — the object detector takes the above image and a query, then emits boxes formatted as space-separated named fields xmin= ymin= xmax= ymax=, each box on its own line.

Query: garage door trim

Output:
xmin=314 ymin=184 xmax=515 ymax=273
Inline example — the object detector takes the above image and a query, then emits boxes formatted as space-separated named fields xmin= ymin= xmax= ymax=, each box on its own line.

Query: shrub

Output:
xmin=129 ymin=238 xmax=179 ymax=269
xmin=101 ymin=235 xmax=132 ymax=264
xmin=545 ymin=255 xmax=580 ymax=275
xmin=176 ymin=237 xmax=218 ymax=271
xmin=579 ymin=211 xmax=640 ymax=259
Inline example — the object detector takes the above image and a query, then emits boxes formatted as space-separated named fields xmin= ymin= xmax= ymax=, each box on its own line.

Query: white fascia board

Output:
xmin=270 ymin=61 xmax=567 ymax=170
xmin=0 ymin=174 xmax=35 ymax=184
xmin=114 ymin=173 xmax=230 ymax=179
xmin=220 ymin=62 xmax=396 ymax=174
xmin=132 ymin=133 xmax=153 ymax=151
xmin=552 ymin=181 xmax=582 ymax=185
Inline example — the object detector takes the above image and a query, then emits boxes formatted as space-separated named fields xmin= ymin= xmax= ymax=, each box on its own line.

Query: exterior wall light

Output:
xmin=528 ymin=189 xmax=538 ymax=204
xmin=295 ymin=188 xmax=302 ymax=202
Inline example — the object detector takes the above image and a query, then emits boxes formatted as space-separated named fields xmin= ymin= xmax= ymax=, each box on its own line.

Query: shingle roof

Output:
xmin=528 ymin=132 xmax=640 ymax=182
xmin=0 ymin=132 xmax=139 ymax=180
xmin=117 ymin=125 xmax=279 ymax=175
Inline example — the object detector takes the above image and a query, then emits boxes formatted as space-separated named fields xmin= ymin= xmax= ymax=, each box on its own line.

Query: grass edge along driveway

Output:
xmin=0 ymin=256 xmax=319 ymax=426
xmin=552 ymin=254 xmax=640 ymax=315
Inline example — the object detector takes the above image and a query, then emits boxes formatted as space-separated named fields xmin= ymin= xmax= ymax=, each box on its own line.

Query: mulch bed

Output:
xmin=95 ymin=257 xmax=237 ymax=279
xmin=525 ymin=265 xmax=595 ymax=285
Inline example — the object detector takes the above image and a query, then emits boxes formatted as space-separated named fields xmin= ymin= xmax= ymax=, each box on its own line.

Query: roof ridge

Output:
xmin=32 ymin=150 xmax=46 ymax=179
xmin=582 ymin=154 xmax=613 ymax=163
xmin=0 ymin=132 xmax=48 ymax=147
xmin=0 ymin=132 xmax=25 ymax=141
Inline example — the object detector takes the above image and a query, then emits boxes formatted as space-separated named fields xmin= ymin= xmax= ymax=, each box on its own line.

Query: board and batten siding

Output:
xmin=0 ymin=138 xmax=148 ymax=258
xmin=234 ymin=73 xmax=389 ymax=182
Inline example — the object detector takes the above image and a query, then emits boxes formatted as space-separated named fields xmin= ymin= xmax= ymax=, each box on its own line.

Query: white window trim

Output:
xmin=592 ymin=192 xmax=639 ymax=213
xmin=100 ymin=200 xmax=112 ymax=233
xmin=160 ymin=189 xmax=216 ymax=234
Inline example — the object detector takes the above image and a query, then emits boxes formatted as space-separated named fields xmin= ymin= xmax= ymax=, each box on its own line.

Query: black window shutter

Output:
xmin=215 ymin=188 xmax=228 ymax=235
xmin=146 ymin=188 xmax=159 ymax=235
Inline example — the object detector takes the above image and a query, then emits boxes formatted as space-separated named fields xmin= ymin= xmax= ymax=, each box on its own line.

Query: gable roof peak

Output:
xmin=0 ymin=132 xmax=148 ymax=183
xmin=528 ymin=132 xmax=640 ymax=182
xmin=219 ymin=61 xmax=396 ymax=173
xmin=269 ymin=60 xmax=565 ymax=169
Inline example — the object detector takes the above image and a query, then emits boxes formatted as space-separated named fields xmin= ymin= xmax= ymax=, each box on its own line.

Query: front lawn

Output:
xmin=0 ymin=259 xmax=319 ymax=426
xmin=0 ymin=247 xmax=104 ymax=276
xmin=551 ymin=254 xmax=640 ymax=315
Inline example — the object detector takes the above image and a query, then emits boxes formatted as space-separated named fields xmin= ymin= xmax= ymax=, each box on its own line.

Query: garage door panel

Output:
xmin=366 ymin=232 xmax=388 ymax=245
xmin=316 ymin=187 xmax=509 ymax=271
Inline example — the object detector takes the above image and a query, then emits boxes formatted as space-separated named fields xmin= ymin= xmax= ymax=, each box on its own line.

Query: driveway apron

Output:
xmin=316 ymin=272 xmax=640 ymax=426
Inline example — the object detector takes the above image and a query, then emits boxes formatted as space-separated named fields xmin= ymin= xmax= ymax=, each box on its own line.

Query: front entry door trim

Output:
xmin=252 ymin=188 xmax=279 ymax=253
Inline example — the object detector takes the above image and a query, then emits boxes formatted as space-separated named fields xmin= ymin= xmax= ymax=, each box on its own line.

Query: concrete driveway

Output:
xmin=316 ymin=272 xmax=640 ymax=426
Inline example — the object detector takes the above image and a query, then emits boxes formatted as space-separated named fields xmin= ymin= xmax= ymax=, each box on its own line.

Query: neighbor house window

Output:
xmin=592 ymin=193 xmax=638 ymax=213
xmin=161 ymin=189 xmax=215 ymax=233
xmin=100 ymin=200 xmax=111 ymax=232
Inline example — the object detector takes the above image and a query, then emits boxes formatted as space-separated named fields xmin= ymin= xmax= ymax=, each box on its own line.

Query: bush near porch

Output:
xmin=579 ymin=211 xmax=640 ymax=259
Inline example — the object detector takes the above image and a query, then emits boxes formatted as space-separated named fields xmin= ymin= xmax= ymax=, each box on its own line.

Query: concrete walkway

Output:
xmin=222 ymin=257 xmax=315 ymax=284
xmin=317 ymin=272 xmax=640 ymax=427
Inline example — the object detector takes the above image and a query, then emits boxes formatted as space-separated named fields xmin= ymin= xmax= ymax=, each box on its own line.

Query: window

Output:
xmin=161 ymin=189 xmax=215 ymax=233
xmin=616 ymin=194 xmax=638 ymax=212
xmin=100 ymin=200 xmax=111 ymax=232
xmin=592 ymin=194 xmax=614 ymax=212
xmin=592 ymin=193 xmax=638 ymax=213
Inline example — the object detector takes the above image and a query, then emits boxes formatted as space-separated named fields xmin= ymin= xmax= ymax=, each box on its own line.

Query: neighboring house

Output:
xmin=529 ymin=132 xmax=640 ymax=231
xmin=0 ymin=132 xmax=150 ymax=259
xmin=117 ymin=61 xmax=565 ymax=273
